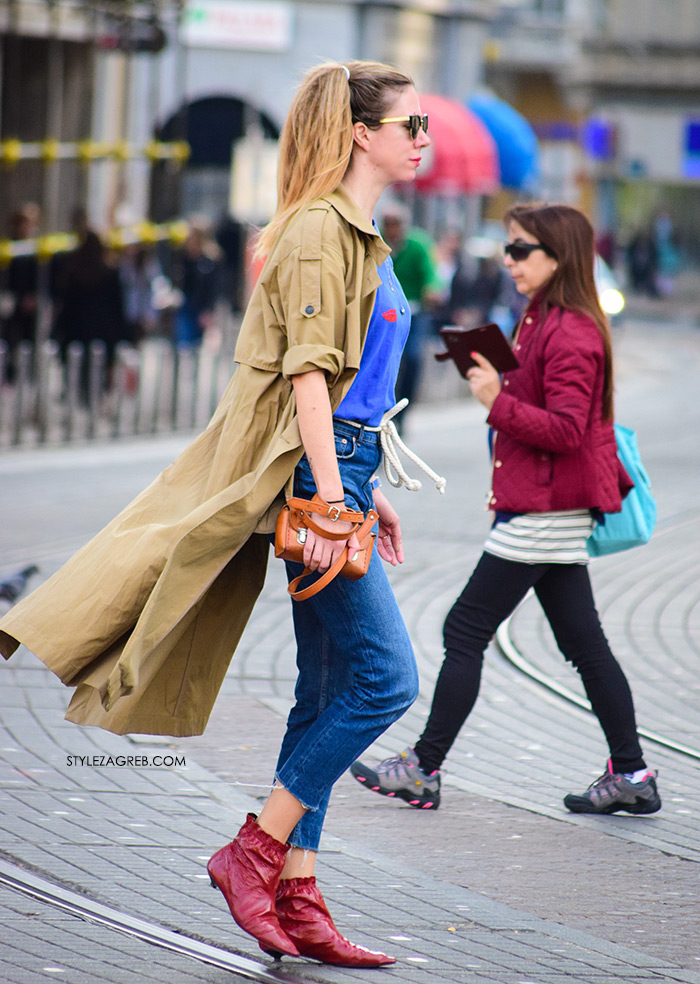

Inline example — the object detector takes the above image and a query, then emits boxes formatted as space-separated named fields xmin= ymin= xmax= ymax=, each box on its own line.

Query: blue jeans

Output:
xmin=275 ymin=420 xmax=418 ymax=850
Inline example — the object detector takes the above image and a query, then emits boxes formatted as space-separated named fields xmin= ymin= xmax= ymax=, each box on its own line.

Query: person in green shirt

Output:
xmin=381 ymin=204 xmax=441 ymax=422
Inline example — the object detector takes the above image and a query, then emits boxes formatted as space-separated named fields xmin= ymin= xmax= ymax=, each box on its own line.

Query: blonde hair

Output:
xmin=255 ymin=60 xmax=413 ymax=257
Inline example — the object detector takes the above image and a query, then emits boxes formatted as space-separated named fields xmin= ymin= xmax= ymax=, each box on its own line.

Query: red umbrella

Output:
xmin=414 ymin=93 xmax=499 ymax=195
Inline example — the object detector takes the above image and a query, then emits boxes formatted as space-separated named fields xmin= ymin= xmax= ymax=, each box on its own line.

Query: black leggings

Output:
xmin=414 ymin=552 xmax=646 ymax=775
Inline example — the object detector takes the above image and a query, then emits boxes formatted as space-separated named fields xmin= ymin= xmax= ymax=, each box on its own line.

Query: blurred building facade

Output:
xmin=485 ymin=0 xmax=700 ymax=262
xmin=1 ymin=0 xmax=699 ymax=262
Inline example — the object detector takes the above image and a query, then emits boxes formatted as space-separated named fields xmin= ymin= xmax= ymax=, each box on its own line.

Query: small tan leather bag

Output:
xmin=275 ymin=494 xmax=378 ymax=601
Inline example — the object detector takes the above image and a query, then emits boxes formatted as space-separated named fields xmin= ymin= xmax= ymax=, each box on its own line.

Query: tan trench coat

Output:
xmin=0 ymin=187 xmax=390 ymax=736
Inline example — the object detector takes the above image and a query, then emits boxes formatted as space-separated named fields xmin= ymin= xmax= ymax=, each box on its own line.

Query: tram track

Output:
xmin=0 ymin=857 xmax=298 ymax=982
xmin=496 ymin=614 xmax=700 ymax=763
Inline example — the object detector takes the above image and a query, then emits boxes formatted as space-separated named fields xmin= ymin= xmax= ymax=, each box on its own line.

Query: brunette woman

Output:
xmin=352 ymin=203 xmax=661 ymax=818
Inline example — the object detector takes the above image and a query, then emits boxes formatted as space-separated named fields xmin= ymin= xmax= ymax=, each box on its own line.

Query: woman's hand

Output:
xmin=373 ymin=488 xmax=404 ymax=566
xmin=302 ymin=511 xmax=360 ymax=574
xmin=467 ymin=352 xmax=501 ymax=410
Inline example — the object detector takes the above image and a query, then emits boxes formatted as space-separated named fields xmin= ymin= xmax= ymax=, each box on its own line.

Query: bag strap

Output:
xmin=287 ymin=507 xmax=378 ymax=601
xmin=285 ymin=495 xmax=366 ymax=540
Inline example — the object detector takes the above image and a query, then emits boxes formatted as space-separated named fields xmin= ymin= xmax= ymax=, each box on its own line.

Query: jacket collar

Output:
xmin=323 ymin=184 xmax=378 ymax=238
xmin=321 ymin=186 xmax=391 ymax=270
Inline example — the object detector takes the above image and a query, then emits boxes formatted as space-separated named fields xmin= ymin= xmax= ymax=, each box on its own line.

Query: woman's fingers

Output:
xmin=303 ymin=530 xmax=350 ymax=573
xmin=377 ymin=526 xmax=403 ymax=566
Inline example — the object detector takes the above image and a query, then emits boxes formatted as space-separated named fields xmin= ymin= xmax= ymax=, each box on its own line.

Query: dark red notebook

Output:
xmin=435 ymin=323 xmax=519 ymax=377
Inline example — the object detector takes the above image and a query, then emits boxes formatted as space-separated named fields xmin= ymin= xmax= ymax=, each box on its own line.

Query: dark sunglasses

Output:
xmin=504 ymin=241 xmax=552 ymax=262
xmin=378 ymin=114 xmax=429 ymax=140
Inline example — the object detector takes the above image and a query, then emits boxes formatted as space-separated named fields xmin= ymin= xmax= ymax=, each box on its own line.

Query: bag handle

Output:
xmin=287 ymin=506 xmax=378 ymax=601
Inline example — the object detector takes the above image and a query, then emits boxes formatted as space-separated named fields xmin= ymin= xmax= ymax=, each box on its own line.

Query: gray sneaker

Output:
xmin=350 ymin=747 xmax=440 ymax=810
xmin=564 ymin=760 xmax=661 ymax=815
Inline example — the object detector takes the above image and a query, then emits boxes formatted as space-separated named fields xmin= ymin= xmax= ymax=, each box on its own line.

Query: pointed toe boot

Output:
xmin=207 ymin=813 xmax=299 ymax=958
xmin=262 ymin=876 xmax=396 ymax=967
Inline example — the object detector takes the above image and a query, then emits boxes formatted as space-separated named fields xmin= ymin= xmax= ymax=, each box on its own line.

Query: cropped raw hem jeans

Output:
xmin=275 ymin=420 xmax=418 ymax=851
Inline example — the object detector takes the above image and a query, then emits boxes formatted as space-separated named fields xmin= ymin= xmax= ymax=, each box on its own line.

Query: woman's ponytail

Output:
xmin=256 ymin=60 xmax=412 ymax=258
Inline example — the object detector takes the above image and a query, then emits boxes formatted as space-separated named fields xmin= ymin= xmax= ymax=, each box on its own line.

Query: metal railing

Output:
xmin=0 ymin=337 xmax=237 ymax=449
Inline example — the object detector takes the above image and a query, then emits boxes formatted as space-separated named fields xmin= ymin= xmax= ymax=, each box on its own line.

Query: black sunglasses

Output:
xmin=504 ymin=241 xmax=552 ymax=262
xmin=378 ymin=114 xmax=429 ymax=141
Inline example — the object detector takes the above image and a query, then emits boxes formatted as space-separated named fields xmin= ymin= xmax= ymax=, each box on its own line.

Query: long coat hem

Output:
xmin=0 ymin=186 xmax=389 ymax=737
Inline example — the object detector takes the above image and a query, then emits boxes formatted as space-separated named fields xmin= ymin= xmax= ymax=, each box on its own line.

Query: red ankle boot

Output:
xmin=207 ymin=813 xmax=299 ymax=957
xmin=263 ymin=876 xmax=396 ymax=966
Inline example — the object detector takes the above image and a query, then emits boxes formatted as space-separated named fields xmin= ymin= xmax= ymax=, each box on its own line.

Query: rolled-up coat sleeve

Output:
xmin=275 ymin=240 xmax=348 ymax=382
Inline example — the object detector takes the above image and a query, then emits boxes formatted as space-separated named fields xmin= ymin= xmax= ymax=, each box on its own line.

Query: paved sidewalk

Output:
xmin=1 ymin=319 xmax=699 ymax=983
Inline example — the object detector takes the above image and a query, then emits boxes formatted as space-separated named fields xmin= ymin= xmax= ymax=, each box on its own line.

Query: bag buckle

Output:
xmin=326 ymin=505 xmax=342 ymax=522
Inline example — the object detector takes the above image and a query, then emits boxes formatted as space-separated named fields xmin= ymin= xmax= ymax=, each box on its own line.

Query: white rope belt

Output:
xmin=338 ymin=400 xmax=446 ymax=494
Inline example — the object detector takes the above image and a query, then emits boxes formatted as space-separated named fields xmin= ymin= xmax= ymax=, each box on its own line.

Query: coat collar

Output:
xmin=323 ymin=186 xmax=391 ymax=266
xmin=324 ymin=184 xmax=377 ymax=237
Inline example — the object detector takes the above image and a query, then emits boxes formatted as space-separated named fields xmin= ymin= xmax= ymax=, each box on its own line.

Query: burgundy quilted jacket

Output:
xmin=486 ymin=301 xmax=632 ymax=514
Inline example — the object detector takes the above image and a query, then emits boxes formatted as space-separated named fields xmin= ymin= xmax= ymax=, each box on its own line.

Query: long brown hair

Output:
xmin=504 ymin=203 xmax=615 ymax=421
xmin=256 ymin=60 xmax=413 ymax=257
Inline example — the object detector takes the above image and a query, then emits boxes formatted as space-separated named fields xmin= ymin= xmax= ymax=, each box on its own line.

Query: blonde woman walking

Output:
xmin=0 ymin=61 xmax=433 ymax=965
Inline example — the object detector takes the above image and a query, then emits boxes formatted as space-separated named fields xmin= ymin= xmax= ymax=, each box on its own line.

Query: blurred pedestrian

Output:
xmin=1 ymin=203 xmax=41 ymax=379
xmin=653 ymin=209 xmax=681 ymax=298
xmin=51 ymin=227 xmax=128 ymax=393
xmin=0 ymin=59 xmax=444 ymax=965
xmin=595 ymin=228 xmax=617 ymax=268
xmin=352 ymin=202 xmax=660 ymax=818
xmin=381 ymin=204 xmax=441 ymax=415
xmin=120 ymin=242 xmax=163 ymax=343
xmin=448 ymin=254 xmax=524 ymax=337
xmin=171 ymin=218 xmax=222 ymax=348
xmin=626 ymin=227 xmax=659 ymax=297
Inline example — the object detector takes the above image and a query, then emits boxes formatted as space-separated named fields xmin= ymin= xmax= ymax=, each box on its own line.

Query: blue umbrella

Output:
xmin=467 ymin=93 xmax=540 ymax=192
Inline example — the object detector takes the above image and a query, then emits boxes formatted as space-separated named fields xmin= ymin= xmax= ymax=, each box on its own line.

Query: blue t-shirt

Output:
xmin=335 ymin=252 xmax=410 ymax=426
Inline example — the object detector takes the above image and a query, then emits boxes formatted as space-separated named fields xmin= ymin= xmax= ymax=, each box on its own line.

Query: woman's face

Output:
xmin=364 ymin=86 xmax=431 ymax=185
xmin=504 ymin=220 xmax=558 ymax=299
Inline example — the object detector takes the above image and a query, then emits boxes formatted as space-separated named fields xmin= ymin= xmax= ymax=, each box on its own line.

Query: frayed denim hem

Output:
xmin=273 ymin=773 xmax=316 ymax=814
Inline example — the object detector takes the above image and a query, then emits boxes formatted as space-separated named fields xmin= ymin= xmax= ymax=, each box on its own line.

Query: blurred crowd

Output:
xmin=1 ymin=199 xmax=685 ymax=402
xmin=0 ymin=202 xmax=239 ymax=386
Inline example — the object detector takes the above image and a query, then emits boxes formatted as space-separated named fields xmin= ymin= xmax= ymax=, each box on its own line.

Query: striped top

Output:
xmin=484 ymin=510 xmax=594 ymax=564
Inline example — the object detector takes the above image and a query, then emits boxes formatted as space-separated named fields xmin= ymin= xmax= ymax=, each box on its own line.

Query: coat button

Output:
xmin=503 ymin=379 xmax=510 ymax=386
xmin=305 ymin=305 xmax=314 ymax=315
xmin=515 ymin=343 xmax=521 ymax=350
xmin=490 ymin=496 xmax=497 ymax=505
xmin=494 ymin=460 xmax=502 ymax=468
xmin=525 ymin=316 xmax=533 ymax=324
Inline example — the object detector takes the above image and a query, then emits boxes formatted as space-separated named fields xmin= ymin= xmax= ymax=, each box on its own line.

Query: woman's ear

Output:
xmin=352 ymin=120 xmax=371 ymax=152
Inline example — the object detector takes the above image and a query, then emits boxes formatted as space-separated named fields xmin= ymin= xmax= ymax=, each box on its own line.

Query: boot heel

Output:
xmin=259 ymin=944 xmax=284 ymax=961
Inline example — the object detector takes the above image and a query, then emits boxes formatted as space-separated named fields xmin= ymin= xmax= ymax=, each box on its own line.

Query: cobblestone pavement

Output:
xmin=1 ymin=319 xmax=699 ymax=983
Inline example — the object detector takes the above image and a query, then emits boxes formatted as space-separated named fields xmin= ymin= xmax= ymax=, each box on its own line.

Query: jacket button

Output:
xmin=525 ymin=316 xmax=533 ymax=324
xmin=515 ymin=344 xmax=521 ymax=350
xmin=305 ymin=305 xmax=314 ymax=315
xmin=494 ymin=460 xmax=502 ymax=468
xmin=503 ymin=379 xmax=509 ymax=386
xmin=491 ymin=496 xmax=497 ymax=504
